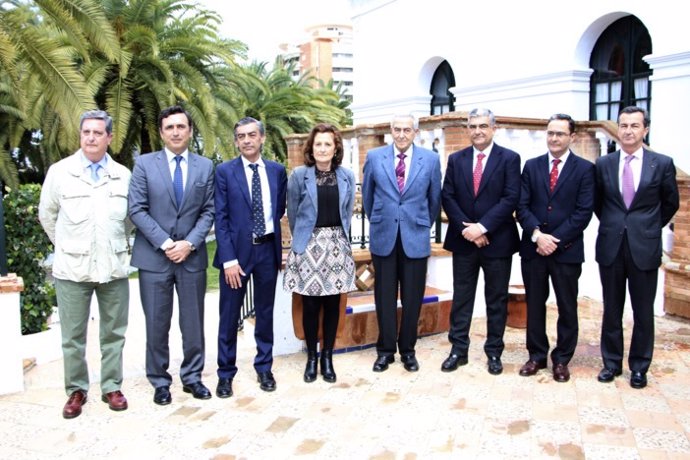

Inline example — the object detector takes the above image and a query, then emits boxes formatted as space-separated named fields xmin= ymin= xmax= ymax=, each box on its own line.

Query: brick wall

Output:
xmin=664 ymin=172 xmax=690 ymax=318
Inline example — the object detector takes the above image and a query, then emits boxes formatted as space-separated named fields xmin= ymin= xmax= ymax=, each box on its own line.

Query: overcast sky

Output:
xmin=196 ymin=0 xmax=352 ymax=63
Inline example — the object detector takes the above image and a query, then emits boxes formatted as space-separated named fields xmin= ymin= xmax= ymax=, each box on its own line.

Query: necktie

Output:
xmin=173 ymin=156 xmax=183 ymax=207
xmin=395 ymin=152 xmax=406 ymax=193
xmin=549 ymin=158 xmax=561 ymax=193
xmin=473 ymin=153 xmax=485 ymax=196
xmin=89 ymin=163 xmax=101 ymax=183
xmin=622 ymin=154 xmax=635 ymax=209
xmin=249 ymin=163 xmax=266 ymax=236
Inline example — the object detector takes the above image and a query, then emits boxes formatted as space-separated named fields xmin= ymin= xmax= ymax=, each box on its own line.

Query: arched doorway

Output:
xmin=589 ymin=16 xmax=652 ymax=129
xmin=430 ymin=60 xmax=455 ymax=115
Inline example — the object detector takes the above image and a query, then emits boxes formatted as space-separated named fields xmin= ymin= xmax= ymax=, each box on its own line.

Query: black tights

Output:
xmin=302 ymin=294 xmax=341 ymax=353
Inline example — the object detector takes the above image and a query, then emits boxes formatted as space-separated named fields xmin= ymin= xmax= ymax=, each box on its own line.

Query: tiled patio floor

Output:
xmin=1 ymin=280 xmax=690 ymax=459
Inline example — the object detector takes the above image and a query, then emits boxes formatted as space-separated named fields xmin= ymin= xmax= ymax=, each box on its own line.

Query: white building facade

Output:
xmin=349 ymin=0 xmax=690 ymax=174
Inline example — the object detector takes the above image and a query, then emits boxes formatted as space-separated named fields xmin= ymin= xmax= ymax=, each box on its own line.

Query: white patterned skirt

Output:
xmin=283 ymin=226 xmax=356 ymax=296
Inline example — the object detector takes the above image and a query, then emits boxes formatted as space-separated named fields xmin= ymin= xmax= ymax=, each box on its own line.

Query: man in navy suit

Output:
xmin=129 ymin=105 xmax=215 ymax=404
xmin=441 ymin=108 xmax=521 ymax=375
xmin=214 ymin=117 xmax=287 ymax=397
xmin=517 ymin=114 xmax=594 ymax=382
xmin=362 ymin=113 xmax=441 ymax=373
xmin=595 ymin=106 xmax=679 ymax=389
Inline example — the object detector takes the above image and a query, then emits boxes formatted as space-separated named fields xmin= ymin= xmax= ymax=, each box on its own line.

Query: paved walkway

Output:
xmin=1 ymin=280 xmax=690 ymax=459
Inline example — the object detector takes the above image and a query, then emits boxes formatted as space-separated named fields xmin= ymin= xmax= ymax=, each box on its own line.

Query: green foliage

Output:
xmin=1 ymin=0 xmax=351 ymax=182
xmin=4 ymin=184 xmax=56 ymax=334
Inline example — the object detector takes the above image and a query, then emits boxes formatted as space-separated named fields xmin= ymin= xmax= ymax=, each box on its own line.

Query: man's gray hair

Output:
xmin=390 ymin=113 xmax=419 ymax=130
xmin=80 ymin=110 xmax=113 ymax=134
xmin=467 ymin=108 xmax=496 ymax=127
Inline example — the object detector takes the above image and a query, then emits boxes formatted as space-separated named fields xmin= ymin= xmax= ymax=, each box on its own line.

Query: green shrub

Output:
xmin=4 ymin=184 xmax=56 ymax=334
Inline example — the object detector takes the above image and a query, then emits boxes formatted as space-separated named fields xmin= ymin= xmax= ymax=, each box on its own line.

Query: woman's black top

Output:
xmin=315 ymin=168 xmax=340 ymax=228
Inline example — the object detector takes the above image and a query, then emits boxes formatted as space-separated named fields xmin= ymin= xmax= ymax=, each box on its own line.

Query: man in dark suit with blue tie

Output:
xmin=214 ymin=117 xmax=287 ymax=397
xmin=129 ymin=105 xmax=215 ymax=405
xmin=517 ymin=114 xmax=594 ymax=383
xmin=362 ymin=113 xmax=441 ymax=373
xmin=441 ymin=108 xmax=521 ymax=375
xmin=595 ymin=106 xmax=679 ymax=389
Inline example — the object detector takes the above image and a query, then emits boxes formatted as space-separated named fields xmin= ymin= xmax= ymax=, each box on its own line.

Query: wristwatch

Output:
xmin=187 ymin=240 xmax=196 ymax=251
xmin=531 ymin=229 xmax=540 ymax=243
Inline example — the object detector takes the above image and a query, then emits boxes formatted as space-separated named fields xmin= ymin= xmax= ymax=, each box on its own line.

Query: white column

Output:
xmin=646 ymin=52 xmax=690 ymax=174
xmin=0 ymin=275 xmax=25 ymax=394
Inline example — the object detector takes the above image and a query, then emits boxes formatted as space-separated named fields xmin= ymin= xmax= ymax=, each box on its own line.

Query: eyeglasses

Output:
xmin=467 ymin=124 xmax=491 ymax=131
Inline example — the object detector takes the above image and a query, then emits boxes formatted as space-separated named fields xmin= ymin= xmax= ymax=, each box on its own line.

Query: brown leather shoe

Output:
xmin=63 ymin=390 xmax=87 ymax=419
xmin=519 ymin=360 xmax=547 ymax=376
xmin=552 ymin=363 xmax=570 ymax=382
xmin=101 ymin=390 xmax=128 ymax=411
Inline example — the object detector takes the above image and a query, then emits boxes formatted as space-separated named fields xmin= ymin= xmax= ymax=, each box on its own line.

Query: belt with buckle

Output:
xmin=252 ymin=233 xmax=275 ymax=245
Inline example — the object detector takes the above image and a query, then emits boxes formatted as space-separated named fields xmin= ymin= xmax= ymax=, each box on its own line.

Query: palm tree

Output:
xmin=0 ymin=0 xmax=106 ymax=185
xmin=218 ymin=59 xmax=351 ymax=163
xmin=92 ymin=0 xmax=247 ymax=167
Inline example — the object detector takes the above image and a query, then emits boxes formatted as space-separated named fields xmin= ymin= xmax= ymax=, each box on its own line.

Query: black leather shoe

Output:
xmin=630 ymin=371 xmax=647 ymax=389
xmin=182 ymin=381 xmax=212 ymax=400
xmin=153 ymin=386 xmax=172 ymax=406
xmin=372 ymin=355 xmax=394 ymax=372
xmin=216 ymin=378 xmax=233 ymax=398
xmin=401 ymin=354 xmax=419 ymax=372
xmin=487 ymin=356 xmax=503 ymax=375
xmin=257 ymin=371 xmax=276 ymax=392
xmin=597 ymin=367 xmax=622 ymax=383
xmin=441 ymin=353 xmax=468 ymax=372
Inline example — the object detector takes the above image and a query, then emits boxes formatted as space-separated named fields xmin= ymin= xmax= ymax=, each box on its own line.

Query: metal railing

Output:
xmin=349 ymin=182 xmax=442 ymax=249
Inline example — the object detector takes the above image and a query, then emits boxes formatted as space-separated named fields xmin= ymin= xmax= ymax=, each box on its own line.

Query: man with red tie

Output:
xmin=594 ymin=106 xmax=678 ymax=389
xmin=516 ymin=113 xmax=594 ymax=382
xmin=441 ymin=108 xmax=521 ymax=375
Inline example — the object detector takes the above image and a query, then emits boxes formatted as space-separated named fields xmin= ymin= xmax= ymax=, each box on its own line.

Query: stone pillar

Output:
xmin=664 ymin=172 xmax=690 ymax=318
xmin=441 ymin=125 xmax=470 ymax=160
xmin=572 ymin=130 xmax=601 ymax=163
xmin=0 ymin=274 xmax=25 ymax=394
xmin=285 ymin=133 xmax=307 ymax=172
xmin=355 ymin=125 xmax=384 ymax=179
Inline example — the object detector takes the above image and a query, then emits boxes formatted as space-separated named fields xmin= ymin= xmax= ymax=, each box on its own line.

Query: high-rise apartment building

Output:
xmin=280 ymin=24 xmax=354 ymax=101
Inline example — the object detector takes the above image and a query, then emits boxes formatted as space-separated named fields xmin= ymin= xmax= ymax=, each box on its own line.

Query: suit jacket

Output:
xmin=128 ymin=150 xmax=215 ymax=272
xmin=442 ymin=143 xmax=521 ymax=257
xmin=517 ymin=151 xmax=595 ymax=263
xmin=362 ymin=144 xmax=442 ymax=259
xmin=594 ymin=149 xmax=679 ymax=270
xmin=287 ymin=165 xmax=356 ymax=254
xmin=213 ymin=156 xmax=288 ymax=269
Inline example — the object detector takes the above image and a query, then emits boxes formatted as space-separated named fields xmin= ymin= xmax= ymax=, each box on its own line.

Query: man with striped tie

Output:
xmin=362 ymin=114 xmax=441 ymax=373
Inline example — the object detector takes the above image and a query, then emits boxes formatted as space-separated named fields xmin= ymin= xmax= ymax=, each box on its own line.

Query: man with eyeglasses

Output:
xmin=516 ymin=113 xmax=594 ymax=382
xmin=363 ymin=113 xmax=441 ymax=373
xmin=39 ymin=110 xmax=132 ymax=418
xmin=441 ymin=108 xmax=521 ymax=375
